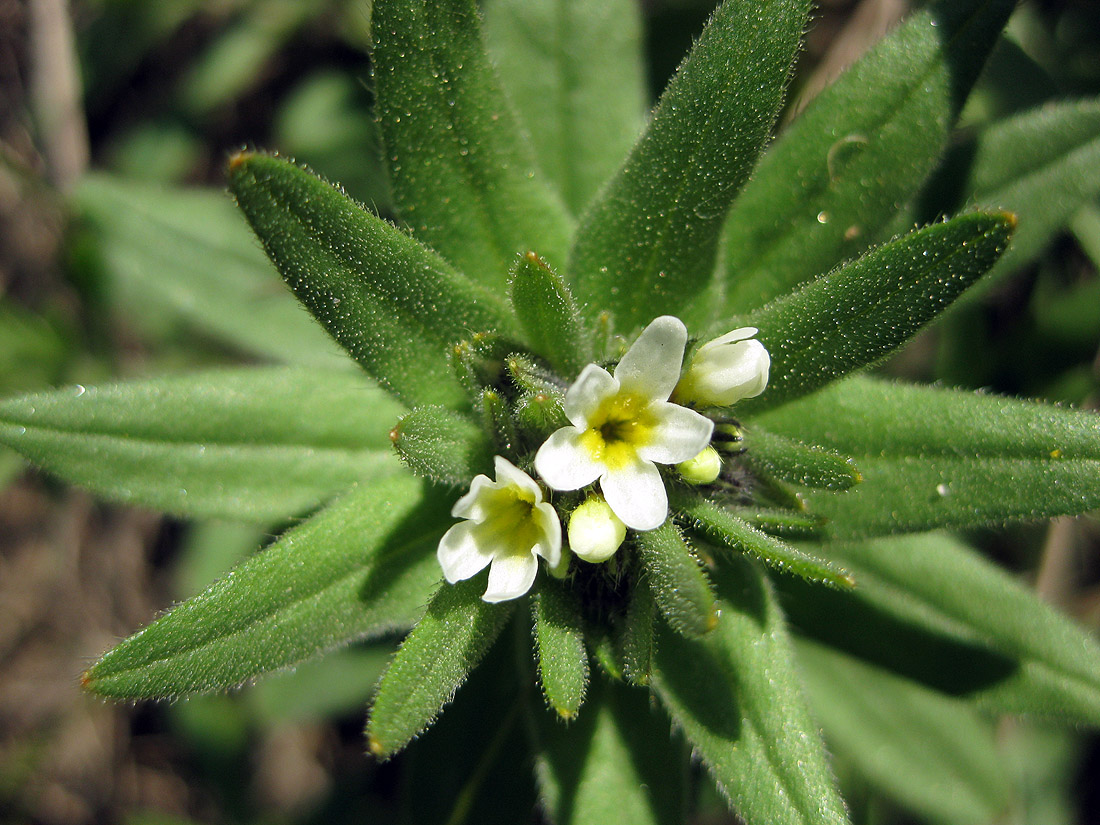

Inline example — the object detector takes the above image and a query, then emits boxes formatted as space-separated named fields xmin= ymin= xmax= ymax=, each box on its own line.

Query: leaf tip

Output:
xmin=227 ymin=149 xmax=254 ymax=174
xmin=367 ymin=732 xmax=388 ymax=759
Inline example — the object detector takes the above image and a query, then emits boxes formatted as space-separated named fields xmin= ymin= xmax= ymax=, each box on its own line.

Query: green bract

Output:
xmin=6 ymin=0 xmax=1100 ymax=823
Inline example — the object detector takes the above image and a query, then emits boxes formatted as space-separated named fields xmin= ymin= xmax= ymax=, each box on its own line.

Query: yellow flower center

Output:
xmin=474 ymin=486 xmax=540 ymax=557
xmin=579 ymin=391 xmax=657 ymax=471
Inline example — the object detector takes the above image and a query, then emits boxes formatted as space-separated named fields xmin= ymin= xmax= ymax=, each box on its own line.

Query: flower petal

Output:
xmin=601 ymin=459 xmax=667 ymax=531
xmin=637 ymin=401 xmax=714 ymax=464
xmin=563 ymin=364 xmax=618 ymax=428
xmin=614 ymin=316 xmax=688 ymax=400
xmin=535 ymin=426 xmax=603 ymax=490
xmin=451 ymin=473 xmax=497 ymax=521
xmin=437 ymin=521 xmax=494 ymax=583
xmin=492 ymin=455 xmax=543 ymax=502
xmin=702 ymin=326 xmax=758 ymax=348
xmin=532 ymin=501 xmax=563 ymax=566
xmin=483 ymin=553 xmax=539 ymax=602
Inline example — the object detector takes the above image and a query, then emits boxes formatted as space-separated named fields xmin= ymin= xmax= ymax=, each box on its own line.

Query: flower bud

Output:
xmin=675 ymin=327 xmax=769 ymax=408
xmin=677 ymin=446 xmax=722 ymax=485
xmin=568 ymin=496 xmax=627 ymax=563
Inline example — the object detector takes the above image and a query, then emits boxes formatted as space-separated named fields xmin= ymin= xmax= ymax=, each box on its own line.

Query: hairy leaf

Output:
xmin=391 ymin=405 xmax=493 ymax=486
xmin=635 ymin=522 xmax=717 ymax=638
xmin=509 ymin=251 xmax=590 ymax=375
xmin=533 ymin=578 xmax=589 ymax=718
xmin=0 ymin=367 xmax=403 ymax=521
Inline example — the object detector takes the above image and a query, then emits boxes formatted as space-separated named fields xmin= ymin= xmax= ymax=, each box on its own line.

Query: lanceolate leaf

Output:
xmin=722 ymin=0 xmax=1016 ymax=313
xmin=780 ymin=533 xmax=1100 ymax=724
xmin=533 ymin=579 xmax=589 ymax=718
xmin=567 ymin=0 xmax=811 ymax=333
xmin=737 ymin=212 xmax=1014 ymax=412
xmin=84 ymin=475 xmax=448 ymax=698
xmin=73 ymin=174 xmax=351 ymax=369
xmin=390 ymin=405 xmax=493 ymax=486
xmin=229 ymin=152 xmax=517 ymax=408
xmin=371 ymin=0 xmax=573 ymax=282
xmin=755 ymin=376 xmax=1100 ymax=536
xmin=483 ymin=0 xmax=647 ymax=215
xmin=652 ymin=557 xmax=850 ymax=825
xmin=0 ymin=367 xmax=404 ymax=521
xmin=796 ymin=639 xmax=1011 ymax=825
xmin=509 ymin=251 xmax=590 ymax=374
xmin=635 ymin=522 xmax=717 ymax=638
xmin=367 ymin=578 xmax=514 ymax=758
xmin=534 ymin=679 xmax=686 ymax=825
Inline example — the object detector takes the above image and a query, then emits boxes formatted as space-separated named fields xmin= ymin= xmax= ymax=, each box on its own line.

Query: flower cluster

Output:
xmin=437 ymin=315 xmax=770 ymax=601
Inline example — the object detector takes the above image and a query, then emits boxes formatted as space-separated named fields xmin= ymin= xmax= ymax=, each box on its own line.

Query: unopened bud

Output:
xmin=568 ymin=496 xmax=626 ymax=563
xmin=677 ymin=446 xmax=722 ymax=485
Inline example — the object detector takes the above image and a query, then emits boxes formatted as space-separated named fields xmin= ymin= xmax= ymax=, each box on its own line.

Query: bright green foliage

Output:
xmin=675 ymin=492 xmax=853 ymax=589
xmin=741 ymin=427 xmax=861 ymax=490
xmin=228 ymin=152 xmax=517 ymax=408
xmin=533 ymin=579 xmax=589 ymax=717
xmin=722 ymin=0 xmax=1016 ymax=312
xmin=620 ymin=582 xmax=656 ymax=686
xmin=758 ymin=376 xmax=1100 ymax=536
xmin=0 ymin=367 xmax=402 ymax=521
xmin=483 ymin=0 xmax=647 ymax=216
xmin=568 ymin=0 xmax=811 ymax=332
xmin=781 ymin=533 xmax=1100 ymax=724
xmin=509 ymin=251 xmax=590 ymax=374
xmin=796 ymin=639 xmax=1012 ymax=825
xmin=391 ymin=405 xmax=493 ymax=486
xmin=371 ymin=0 xmax=573 ymax=282
xmin=367 ymin=578 xmax=514 ymax=758
xmin=84 ymin=475 xmax=446 ymax=697
xmin=740 ymin=212 xmax=1014 ymax=411
xmin=635 ymin=522 xmax=717 ymax=638
xmin=652 ymin=558 xmax=850 ymax=825
xmin=534 ymin=680 xmax=686 ymax=825
xmin=73 ymin=174 xmax=351 ymax=369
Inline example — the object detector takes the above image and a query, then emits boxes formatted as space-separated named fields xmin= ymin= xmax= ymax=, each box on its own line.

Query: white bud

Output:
xmin=677 ymin=446 xmax=721 ymax=485
xmin=568 ymin=496 xmax=627 ymax=563
xmin=675 ymin=327 xmax=770 ymax=408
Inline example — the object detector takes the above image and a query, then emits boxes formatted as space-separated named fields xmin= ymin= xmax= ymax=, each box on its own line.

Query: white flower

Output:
xmin=674 ymin=327 xmax=770 ymax=407
xmin=437 ymin=456 xmax=562 ymax=603
xmin=534 ymin=316 xmax=713 ymax=531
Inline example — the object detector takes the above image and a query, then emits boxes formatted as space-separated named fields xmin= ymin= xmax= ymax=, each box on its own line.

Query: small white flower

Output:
xmin=535 ymin=316 xmax=713 ymax=531
xmin=674 ymin=327 xmax=770 ymax=408
xmin=437 ymin=456 xmax=562 ymax=603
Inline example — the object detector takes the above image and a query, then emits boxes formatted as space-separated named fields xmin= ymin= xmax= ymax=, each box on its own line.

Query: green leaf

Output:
xmin=567 ymin=0 xmax=811 ymax=333
xmin=635 ymin=522 xmax=717 ymax=638
xmin=0 ymin=367 xmax=404 ymax=521
xmin=780 ymin=532 xmax=1100 ymax=724
xmin=391 ymin=405 xmax=493 ymax=486
xmin=916 ymin=97 xmax=1100 ymax=284
xmin=73 ymin=174 xmax=351 ymax=369
xmin=722 ymin=0 xmax=1015 ymax=313
xmin=742 ymin=427 xmax=862 ymax=490
xmin=533 ymin=578 xmax=589 ymax=718
xmin=83 ymin=475 xmax=447 ymax=698
xmin=367 ymin=578 xmax=514 ymax=758
xmin=756 ymin=376 xmax=1100 ymax=536
xmin=619 ymin=580 xmax=656 ymax=686
xmin=483 ymin=0 xmax=647 ymax=215
xmin=796 ymin=639 xmax=1011 ymax=825
xmin=509 ymin=251 xmax=590 ymax=375
xmin=228 ymin=152 xmax=518 ymax=408
xmin=371 ymin=0 xmax=573 ymax=282
xmin=651 ymin=557 xmax=850 ymax=825
xmin=674 ymin=492 xmax=853 ymax=589
xmin=533 ymin=679 xmax=686 ymax=825
xmin=738 ymin=212 xmax=1014 ymax=413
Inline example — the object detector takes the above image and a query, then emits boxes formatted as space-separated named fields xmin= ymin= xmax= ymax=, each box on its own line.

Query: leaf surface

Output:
xmin=84 ymin=475 xmax=447 ymax=698
xmin=0 ymin=367 xmax=404 ymax=521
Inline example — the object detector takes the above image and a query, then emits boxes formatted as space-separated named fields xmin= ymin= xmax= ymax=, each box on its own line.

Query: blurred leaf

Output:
xmin=174 ymin=520 xmax=267 ymax=599
xmin=371 ymin=0 xmax=573 ymax=282
xmin=781 ymin=532 xmax=1100 ymax=723
xmin=72 ymin=174 xmax=350 ymax=368
xmin=0 ymin=366 xmax=404 ymax=521
xmin=533 ymin=578 xmax=589 ymax=718
xmin=738 ymin=212 xmax=1014 ymax=413
xmin=651 ymin=556 xmax=850 ymax=825
xmin=367 ymin=578 xmax=514 ymax=758
xmin=722 ymin=0 xmax=1015 ymax=313
xmin=568 ymin=0 xmax=811 ymax=333
xmin=84 ymin=475 xmax=448 ymax=698
xmin=228 ymin=152 xmax=518 ymax=407
xmin=756 ymin=376 xmax=1100 ymax=536
xmin=0 ymin=299 xmax=68 ymax=394
xmin=483 ymin=0 xmax=647 ymax=215
xmin=796 ymin=638 xmax=1011 ymax=825
xmin=674 ymin=492 xmax=853 ymax=588
xmin=250 ymin=644 xmax=393 ymax=725
xmin=534 ymin=679 xmax=686 ymax=825
xmin=1070 ymin=200 xmax=1100 ymax=269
